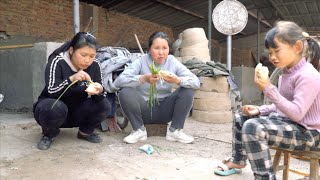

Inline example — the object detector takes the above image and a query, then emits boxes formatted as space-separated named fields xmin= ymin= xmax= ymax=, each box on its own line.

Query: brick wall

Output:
xmin=1 ymin=0 xmax=74 ymax=41
xmin=0 ymin=0 xmax=174 ymax=50
xmin=220 ymin=47 xmax=257 ymax=67
xmin=97 ymin=9 xmax=174 ymax=49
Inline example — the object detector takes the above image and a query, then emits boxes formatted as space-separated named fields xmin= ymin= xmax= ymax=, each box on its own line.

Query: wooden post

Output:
xmin=134 ymin=34 xmax=144 ymax=54
xmin=310 ymin=158 xmax=319 ymax=180
xmin=283 ymin=151 xmax=290 ymax=180
xmin=0 ymin=44 xmax=33 ymax=49
xmin=84 ymin=17 xmax=93 ymax=32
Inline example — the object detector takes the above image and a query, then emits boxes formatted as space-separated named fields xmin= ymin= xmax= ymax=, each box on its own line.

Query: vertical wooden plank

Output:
xmin=283 ymin=151 xmax=290 ymax=180
xmin=273 ymin=150 xmax=282 ymax=173
xmin=310 ymin=158 xmax=319 ymax=180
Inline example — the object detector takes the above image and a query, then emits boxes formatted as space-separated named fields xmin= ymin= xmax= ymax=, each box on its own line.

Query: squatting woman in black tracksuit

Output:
xmin=33 ymin=32 xmax=110 ymax=150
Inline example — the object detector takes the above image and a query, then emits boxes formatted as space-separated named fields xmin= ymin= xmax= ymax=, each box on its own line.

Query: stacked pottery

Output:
xmin=174 ymin=28 xmax=210 ymax=63
xmin=173 ymin=33 xmax=182 ymax=58
xmin=192 ymin=76 xmax=233 ymax=124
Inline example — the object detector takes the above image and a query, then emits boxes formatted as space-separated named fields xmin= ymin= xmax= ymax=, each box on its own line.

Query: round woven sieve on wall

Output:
xmin=212 ymin=0 xmax=248 ymax=70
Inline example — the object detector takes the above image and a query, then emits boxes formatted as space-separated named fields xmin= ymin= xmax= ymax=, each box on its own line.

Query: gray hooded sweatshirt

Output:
xmin=113 ymin=54 xmax=200 ymax=101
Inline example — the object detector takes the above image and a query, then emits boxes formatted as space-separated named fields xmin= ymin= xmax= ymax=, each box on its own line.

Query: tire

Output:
xmin=263 ymin=68 xmax=283 ymax=105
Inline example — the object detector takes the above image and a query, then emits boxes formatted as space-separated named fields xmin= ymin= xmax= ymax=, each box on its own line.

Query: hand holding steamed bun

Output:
xmin=254 ymin=63 xmax=271 ymax=90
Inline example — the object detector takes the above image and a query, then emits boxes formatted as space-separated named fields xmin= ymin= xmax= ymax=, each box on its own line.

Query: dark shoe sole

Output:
xmin=77 ymin=132 xmax=102 ymax=143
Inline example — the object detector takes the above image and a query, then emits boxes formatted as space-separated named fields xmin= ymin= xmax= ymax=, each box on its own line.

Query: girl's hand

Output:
xmin=70 ymin=70 xmax=91 ymax=82
xmin=161 ymin=73 xmax=181 ymax=85
xmin=85 ymin=82 xmax=104 ymax=95
xmin=241 ymin=105 xmax=260 ymax=116
xmin=254 ymin=63 xmax=271 ymax=90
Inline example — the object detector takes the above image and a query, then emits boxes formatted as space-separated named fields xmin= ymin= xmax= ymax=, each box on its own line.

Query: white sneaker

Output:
xmin=166 ymin=129 xmax=194 ymax=144
xmin=123 ymin=129 xmax=147 ymax=144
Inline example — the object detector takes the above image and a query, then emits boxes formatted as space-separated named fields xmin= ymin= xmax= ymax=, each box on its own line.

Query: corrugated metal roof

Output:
xmin=269 ymin=0 xmax=320 ymax=33
xmin=80 ymin=0 xmax=320 ymax=42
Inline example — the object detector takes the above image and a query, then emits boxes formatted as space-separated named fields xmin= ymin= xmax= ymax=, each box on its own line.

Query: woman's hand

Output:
xmin=85 ymin=82 xmax=104 ymax=95
xmin=141 ymin=74 xmax=160 ymax=85
xmin=241 ymin=105 xmax=260 ymax=116
xmin=161 ymin=73 xmax=181 ymax=85
xmin=69 ymin=70 xmax=91 ymax=82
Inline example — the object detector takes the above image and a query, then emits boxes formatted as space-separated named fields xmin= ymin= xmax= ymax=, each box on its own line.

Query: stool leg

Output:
xmin=310 ymin=158 xmax=319 ymax=180
xmin=273 ymin=150 xmax=282 ymax=173
xmin=283 ymin=152 xmax=290 ymax=180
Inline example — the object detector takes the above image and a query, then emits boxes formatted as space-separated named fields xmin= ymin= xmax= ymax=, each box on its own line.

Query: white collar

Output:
xmin=61 ymin=52 xmax=78 ymax=72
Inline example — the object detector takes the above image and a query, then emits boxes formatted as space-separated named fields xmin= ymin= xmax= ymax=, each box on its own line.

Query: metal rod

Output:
xmin=227 ymin=35 xmax=232 ymax=70
xmin=208 ymin=0 xmax=212 ymax=59
xmin=73 ymin=0 xmax=80 ymax=34
xmin=257 ymin=9 xmax=260 ymax=63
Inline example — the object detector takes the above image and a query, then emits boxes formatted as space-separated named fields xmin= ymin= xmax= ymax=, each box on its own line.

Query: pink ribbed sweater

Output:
xmin=258 ymin=58 xmax=320 ymax=132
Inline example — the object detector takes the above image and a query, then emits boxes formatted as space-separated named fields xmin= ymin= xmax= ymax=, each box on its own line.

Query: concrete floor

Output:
xmin=0 ymin=112 xmax=311 ymax=180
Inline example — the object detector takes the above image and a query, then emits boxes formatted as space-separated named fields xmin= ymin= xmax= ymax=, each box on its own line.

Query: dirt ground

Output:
xmin=0 ymin=112 xmax=310 ymax=180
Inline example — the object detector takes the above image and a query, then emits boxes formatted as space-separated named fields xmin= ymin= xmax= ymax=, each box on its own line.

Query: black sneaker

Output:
xmin=77 ymin=132 xmax=102 ymax=143
xmin=37 ymin=136 xmax=54 ymax=150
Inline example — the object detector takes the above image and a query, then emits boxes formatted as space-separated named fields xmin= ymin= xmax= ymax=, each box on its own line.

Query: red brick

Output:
xmin=1 ymin=0 xmax=174 ymax=49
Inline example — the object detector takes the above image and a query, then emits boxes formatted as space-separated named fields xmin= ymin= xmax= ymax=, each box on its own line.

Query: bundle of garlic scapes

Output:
xmin=148 ymin=62 xmax=175 ymax=111
xmin=149 ymin=61 xmax=161 ymax=110
xmin=255 ymin=63 xmax=269 ymax=83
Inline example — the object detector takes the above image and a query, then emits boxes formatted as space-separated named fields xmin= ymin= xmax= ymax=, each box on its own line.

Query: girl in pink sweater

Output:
xmin=214 ymin=21 xmax=320 ymax=179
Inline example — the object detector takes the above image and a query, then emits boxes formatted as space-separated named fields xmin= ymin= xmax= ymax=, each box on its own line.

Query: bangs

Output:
xmin=265 ymin=28 xmax=278 ymax=49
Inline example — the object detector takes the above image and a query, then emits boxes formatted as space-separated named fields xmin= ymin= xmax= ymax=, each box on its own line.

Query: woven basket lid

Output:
xmin=212 ymin=0 xmax=248 ymax=35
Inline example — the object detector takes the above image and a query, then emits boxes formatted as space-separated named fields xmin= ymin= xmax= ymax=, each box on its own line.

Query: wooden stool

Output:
xmin=145 ymin=124 xmax=168 ymax=137
xmin=272 ymin=147 xmax=320 ymax=180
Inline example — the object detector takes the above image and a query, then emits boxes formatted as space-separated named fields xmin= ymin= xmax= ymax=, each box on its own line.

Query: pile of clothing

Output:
xmin=183 ymin=58 xmax=238 ymax=90
xmin=96 ymin=47 xmax=141 ymax=93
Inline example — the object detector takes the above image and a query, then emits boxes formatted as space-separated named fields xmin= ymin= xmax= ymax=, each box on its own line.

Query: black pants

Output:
xmin=118 ymin=87 xmax=194 ymax=130
xmin=33 ymin=98 xmax=111 ymax=138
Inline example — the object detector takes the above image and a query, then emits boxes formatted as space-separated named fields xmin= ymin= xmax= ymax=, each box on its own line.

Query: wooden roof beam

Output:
xmin=248 ymin=10 xmax=272 ymax=28
xmin=155 ymin=0 xmax=205 ymax=19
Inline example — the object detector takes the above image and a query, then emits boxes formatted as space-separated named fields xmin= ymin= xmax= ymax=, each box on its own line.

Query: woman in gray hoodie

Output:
xmin=113 ymin=32 xmax=200 ymax=144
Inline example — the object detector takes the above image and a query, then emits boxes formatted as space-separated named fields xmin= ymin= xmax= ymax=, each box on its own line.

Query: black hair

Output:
xmin=265 ymin=21 xmax=320 ymax=71
xmin=306 ymin=38 xmax=320 ymax=70
xmin=48 ymin=32 xmax=97 ymax=61
xmin=147 ymin=32 xmax=170 ymax=51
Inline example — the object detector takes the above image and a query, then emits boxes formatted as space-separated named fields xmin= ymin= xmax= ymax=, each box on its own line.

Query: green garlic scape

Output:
xmin=51 ymin=80 xmax=93 ymax=109
xmin=148 ymin=61 xmax=161 ymax=110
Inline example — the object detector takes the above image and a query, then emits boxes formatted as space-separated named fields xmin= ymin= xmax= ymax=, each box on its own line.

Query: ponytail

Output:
xmin=48 ymin=41 xmax=72 ymax=61
xmin=306 ymin=38 xmax=320 ymax=71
